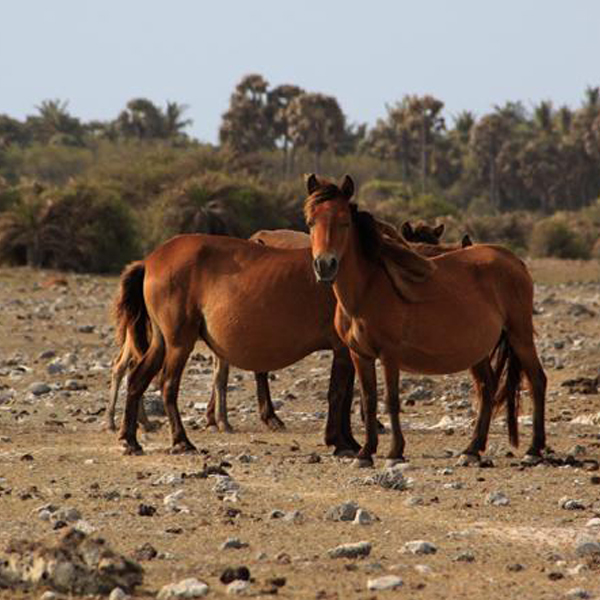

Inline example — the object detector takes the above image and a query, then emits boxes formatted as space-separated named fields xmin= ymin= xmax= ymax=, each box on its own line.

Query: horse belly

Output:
xmin=202 ymin=303 xmax=328 ymax=373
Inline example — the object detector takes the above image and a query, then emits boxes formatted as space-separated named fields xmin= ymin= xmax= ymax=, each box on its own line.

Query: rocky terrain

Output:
xmin=0 ymin=259 xmax=599 ymax=599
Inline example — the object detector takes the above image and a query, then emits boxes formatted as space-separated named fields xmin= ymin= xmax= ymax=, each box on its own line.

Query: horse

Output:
xmin=108 ymin=222 xmax=469 ymax=436
xmin=401 ymin=221 xmax=473 ymax=256
xmin=305 ymin=174 xmax=547 ymax=467
xmin=114 ymin=234 xmax=359 ymax=456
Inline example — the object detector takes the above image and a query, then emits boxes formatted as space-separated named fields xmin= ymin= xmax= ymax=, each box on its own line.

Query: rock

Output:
xmin=39 ymin=592 xmax=58 ymax=600
xmin=558 ymin=497 xmax=586 ymax=510
xmin=220 ymin=566 xmax=251 ymax=584
xmin=585 ymin=518 xmax=600 ymax=528
xmin=269 ymin=510 xmax=285 ymax=519
xmin=406 ymin=386 xmax=432 ymax=402
xmin=55 ymin=507 xmax=81 ymax=522
xmin=47 ymin=361 xmax=66 ymax=375
xmin=414 ymin=564 xmax=432 ymax=574
xmin=485 ymin=491 xmax=510 ymax=506
xmin=226 ymin=580 xmax=250 ymax=595
xmin=404 ymin=540 xmax=437 ymax=555
xmin=29 ymin=382 xmax=51 ymax=396
xmin=73 ymin=519 xmax=96 ymax=535
xmin=109 ymin=587 xmax=129 ymax=600
xmin=138 ymin=504 xmax=156 ymax=517
xmin=153 ymin=473 xmax=184 ymax=486
xmin=574 ymin=539 xmax=600 ymax=557
xmin=565 ymin=588 xmax=591 ymax=599
xmin=133 ymin=543 xmax=158 ymax=561
xmin=366 ymin=575 xmax=403 ymax=590
xmin=38 ymin=350 xmax=57 ymax=360
xmin=0 ymin=529 xmax=143 ymax=594
xmin=325 ymin=501 xmax=359 ymax=522
xmin=328 ymin=541 xmax=372 ymax=559
xmin=221 ymin=538 xmax=249 ymax=550
xmin=64 ymin=379 xmax=86 ymax=391
xmin=213 ymin=477 xmax=241 ymax=498
xmin=454 ymin=551 xmax=475 ymax=562
xmin=353 ymin=509 xmax=373 ymax=525
xmin=363 ymin=466 xmax=409 ymax=491
xmin=567 ymin=303 xmax=596 ymax=318
xmin=282 ymin=510 xmax=304 ymax=523
xmin=78 ymin=325 xmax=95 ymax=333
xmin=157 ymin=578 xmax=209 ymax=599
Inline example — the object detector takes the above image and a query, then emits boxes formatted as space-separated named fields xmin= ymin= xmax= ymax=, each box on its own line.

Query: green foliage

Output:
xmin=0 ymin=181 xmax=138 ymax=272
xmin=464 ymin=211 xmax=535 ymax=254
xmin=529 ymin=217 xmax=591 ymax=259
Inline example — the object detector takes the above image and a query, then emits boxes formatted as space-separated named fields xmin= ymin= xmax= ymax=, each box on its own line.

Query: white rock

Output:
xmin=325 ymin=501 xmax=359 ymax=521
xmin=227 ymin=580 xmax=250 ymax=595
xmin=575 ymin=538 xmax=600 ymax=557
xmin=414 ymin=564 xmax=432 ymax=574
xmin=367 ymin=575 xmax=403 ymax=591
xmin=559 ymin=497 xmax=585 ymax=510
xmin=73 ymin=519 xmax=96 ymax=534
xmin=404 ymin=540 xmax=437 ymax=555
xmin=353 ymin=509 xmax=373 ymax=525
xmin=328 ymin=541 xmax=372 ymax=558
xmin=109 ymin=587 xmax=129 ymax=600
xmin=585 ymin=517 xmax=600 ymax=528
xmin=39 ymin=591 xmax=59 ymax=600
xmin=485 ymin=491 xmax=510 ymax=506
xmin=153 ymin=473 xmax=184 ymax=486
xmin=157 ymin=578 xmax=209 ymax=599
xmin=565 ymin=588 xmax=591 ymax=599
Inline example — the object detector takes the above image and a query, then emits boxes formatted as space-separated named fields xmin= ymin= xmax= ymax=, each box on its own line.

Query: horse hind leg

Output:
xmin=213 ymin=356 xmax=234 ymax=432
xmin=382 ymin=361 xmax=405 ymax=466
xmin=118 ymin=328 xmax=165 ymax=455
xmin=256 ymin=372 xmax=285 ymax=431
xmin=460 ymin=359 xmax=496 ymax=464
xmin=107 ymin=340 xmax=132 ymax=432
xmin=161 ymin=339 xmax=197 ymax=454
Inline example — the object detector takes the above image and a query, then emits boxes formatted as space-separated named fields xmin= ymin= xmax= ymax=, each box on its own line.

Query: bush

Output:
xmin=0 ymin=181 xmax=139 ymax=272
xmin=464 ymin=211 xmax=536 ymax=253
xmin=529 ymin=217 xmax=591 ymax=259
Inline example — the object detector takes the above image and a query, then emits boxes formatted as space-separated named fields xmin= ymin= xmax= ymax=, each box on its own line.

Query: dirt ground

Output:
xmin=1 ymin=258 xmax=600 ymax=599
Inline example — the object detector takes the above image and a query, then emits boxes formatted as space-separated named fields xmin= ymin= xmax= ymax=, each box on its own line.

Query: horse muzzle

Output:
xmin=313 ymin=253 xmax=339 ymax=283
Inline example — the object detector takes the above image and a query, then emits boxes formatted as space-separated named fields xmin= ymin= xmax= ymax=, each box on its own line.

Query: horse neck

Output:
xmin=332 ymin=228 xmax=377 ymax=316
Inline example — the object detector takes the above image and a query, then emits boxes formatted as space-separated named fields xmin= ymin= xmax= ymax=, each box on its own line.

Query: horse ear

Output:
xmin=306 ymin=174 xmax=319 ymax=195
xmin=401 ymin=221 xmax=413 ymax=240
xmin=340 ymin=174 xmax=354 ymax=200
xmin=433 ymin=223 xmax=445 ymax=238
xmin=461 ymin=234 xmax=473 ymax=247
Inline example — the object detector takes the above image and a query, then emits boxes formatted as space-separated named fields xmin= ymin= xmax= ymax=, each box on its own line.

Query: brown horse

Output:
xmin=401 ymin=221 xmax=473 ymax=256
xmin=115 ymin=234 xmax=358 ymax=455
xmin=305 ymin=174 xmax=547 ymax=467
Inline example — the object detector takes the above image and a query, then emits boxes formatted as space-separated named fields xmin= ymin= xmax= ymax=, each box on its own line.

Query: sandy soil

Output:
xmin=0 ymin=259 xmax=599 ymax=599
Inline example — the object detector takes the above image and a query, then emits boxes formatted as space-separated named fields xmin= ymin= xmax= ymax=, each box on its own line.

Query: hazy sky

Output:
xmin=2 ymin=1 xmax=600 ymax=142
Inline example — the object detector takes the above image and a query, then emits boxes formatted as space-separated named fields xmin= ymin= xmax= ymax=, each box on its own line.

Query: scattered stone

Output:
xmin=153 ymin=473 xmax=184 ymax=486
xmin=325 ymin=501 xmax=359 ymax=522
xmin=78 ymin=325 xmax=95 ymax=334
xmin=133 ymin=543 xmax=158 ymax=561
xmin=64 ymin=379 xmax=86 ymax=391
xmin=363 ymin=466 xmax=409 ymax=491
xmin=353 ymin=509 xmax=373 ymax=525
xmin=221 ymin=538 xmax=249 ymax=550
xmin=507 ymin=563 xmax=525 ymax=572
xmin=213 ymin=477 xmax=241 ymax=499
xmin=39 ymin=591 xmax=58 ymax=600
xmin=403 ymin=540 xmax=437 ymax=555
xmin=29 ymin=382 xmax=51 ymax=396
xmin=366 ymin=575 xmax=403 ymax=591
xmin=0 ymin=529 xmax=143 ymax=594
xmin=566 ymin=588 xmax=591 ymax=599
xmin=163 ymin=490 xmax=187 ymax=513
xmin=454 ymin=551 xmax=475 ymax=562
xmin=220 ymin=566 xmax=251 ymax=584
xmin=282 ymin=510 xmax=304 ymax=523
xmin=575 ymin=538 xmax=600 ymax=557
xmin=269 ymin=509 xmax=285 ymax=519
xmin=306 ymin=452 xmax=321 ymax=464
xmin=585 ymin=518 xmax=600 ymax=528
xmin=559 ymin=497 xmax=586 ymax=510
xmin=226 ymin=580 xmax=250 ymax=595
xmin=157 ymin=578 xmax=209 ymax=599
xmin=138 ymin=504 xmax=156 ymax=517
xmin=328 ymin=541 xmax=372 ymax=559
xmin=485 ymin=491 xmax=510 ymax=506
xmin=109 ymin=587 xmax=129 ymax=600
xmin=567 ymin=303 xmax=596 ymax=318
xmin=414 ymin=564 xmax=432 ymax=574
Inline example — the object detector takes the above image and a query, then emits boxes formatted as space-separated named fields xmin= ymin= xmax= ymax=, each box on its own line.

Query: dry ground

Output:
xmin=1 ymin=258 xmax=600 ymax=599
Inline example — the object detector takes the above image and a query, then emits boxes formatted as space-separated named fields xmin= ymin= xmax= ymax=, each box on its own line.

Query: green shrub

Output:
xmin=0 ymin=181 xmax=139 ymax=272
xmin=529 ymin=217 xmax=591 ymax=259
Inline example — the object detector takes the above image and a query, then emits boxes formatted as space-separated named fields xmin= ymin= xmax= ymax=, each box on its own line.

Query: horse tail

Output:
xmin=114 ymin=261 xmax=149 ymax=359
xmin=490 ymin=330 xmax=522 ymax=447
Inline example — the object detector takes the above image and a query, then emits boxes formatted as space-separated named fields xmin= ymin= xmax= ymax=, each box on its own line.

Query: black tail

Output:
xmin=490 ymin=331 xmax=522 ymax=447
xmin=113 ymin=261 xmax=149 ymax=358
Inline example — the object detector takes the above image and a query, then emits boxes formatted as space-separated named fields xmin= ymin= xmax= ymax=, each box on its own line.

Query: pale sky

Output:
xmin=2 ymin=1 xmax=600 ymax=142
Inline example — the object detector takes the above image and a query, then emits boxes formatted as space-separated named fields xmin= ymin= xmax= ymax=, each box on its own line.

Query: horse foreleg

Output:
xmin=351 ymin=352 xmax=378 ymax=468
xmin=461 ymin=359 xmax=496 ymax=461
xmin=256 ymin=372 xmax=285 ymax=431
xmin=213 ymin=356 xmax=233 ymax=432
xmin=383 ymin=361 xmax=405 ymax=465
xmin=326 ymin=348 xmax=359 ymax=456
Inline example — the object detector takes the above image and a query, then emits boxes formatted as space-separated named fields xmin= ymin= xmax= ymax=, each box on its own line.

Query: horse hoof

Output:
xmin=385 ymin=458 xmax=406 ymax=468
xmin=170 ymin=442 xmax=197 ymax=455
xmin=353 ymin=457 xmax=374 ymax=469
xmin=122 ymin=443 xmax=144 ymax=456
xmin=456 ymin=453 xmax=480 ymax=467
xmin=265 ymin=417 xmax=286 ymax=431
xmin=522 ymin=453 xmax=543 ymax=466
xmin=205 ymin=423 xmax=219 ymax=432
xmin=333 ymin=448 xmax=357 ymax=459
